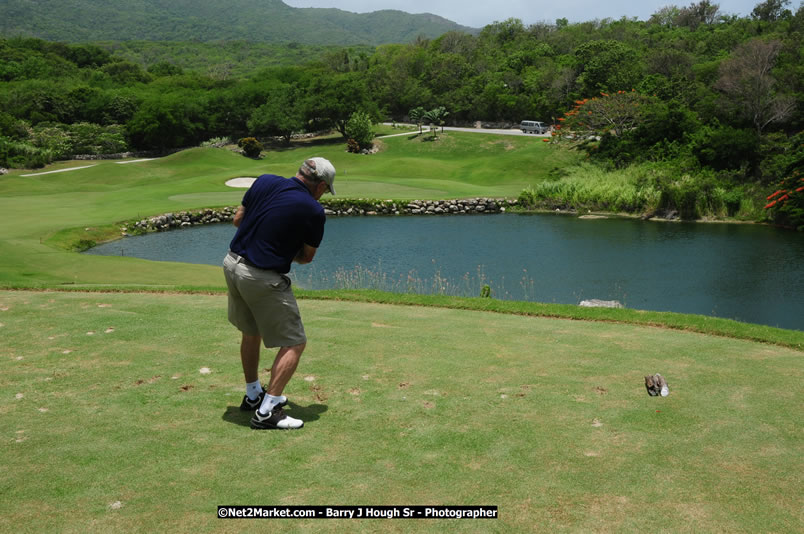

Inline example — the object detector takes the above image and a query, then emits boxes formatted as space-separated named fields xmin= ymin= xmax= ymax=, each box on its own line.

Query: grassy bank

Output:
xmin=2 ymin=290 xmax=802 ymax=532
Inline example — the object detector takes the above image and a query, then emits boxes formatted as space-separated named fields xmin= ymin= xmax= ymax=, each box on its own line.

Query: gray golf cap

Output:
xmin=302 ymin=157 xmax=336 ymax=195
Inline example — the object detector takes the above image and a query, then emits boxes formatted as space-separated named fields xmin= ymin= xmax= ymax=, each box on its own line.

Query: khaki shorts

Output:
xmin=223 ymin=252 xmax=306 ymax=348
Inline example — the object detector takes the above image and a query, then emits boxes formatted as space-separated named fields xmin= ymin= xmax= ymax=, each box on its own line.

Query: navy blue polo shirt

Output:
xmin=229 ymin=174 xmax=325 ymax=273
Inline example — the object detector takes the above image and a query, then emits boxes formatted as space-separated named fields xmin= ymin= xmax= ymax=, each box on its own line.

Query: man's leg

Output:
xmin=266 ymin=342 xmax=305 ymax=397
xmin=252 ymin=342 xmax=306 ymax=429
xmin=237 ymin=333 xmax=267 ymax=410
xmin=240 ymin=332 xmax=262 ymax=383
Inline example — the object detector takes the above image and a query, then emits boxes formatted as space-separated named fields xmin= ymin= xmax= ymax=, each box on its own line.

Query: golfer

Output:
xmin=223 ymin=157 xmax=335 ymax=429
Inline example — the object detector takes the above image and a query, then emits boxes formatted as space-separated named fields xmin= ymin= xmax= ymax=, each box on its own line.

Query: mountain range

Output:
xmin=0 ymin=0 xmax=474 ymax=45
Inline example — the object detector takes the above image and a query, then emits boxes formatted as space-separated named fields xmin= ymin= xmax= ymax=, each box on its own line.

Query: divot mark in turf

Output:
xmin=38 ymin=408 xmax=48 ymax=413
xmin=304 ymin=375 xmax=316 ymax=382
xmin=398 ymin=382 xmax=411 ymax=389
xmin=15 ymin=393 xmax=24 ymax=400
xmin=97 ymin=304 xmax=112 ymax=308
xmin=104 ymin=327 xmax=115 ymax=334
xmin=1 ymin=306 xmax=9 ymax=311
xmin=423 ymin=401 xmax=435 ymax=409
xmin=86 ymin=331 xmax=95 ymax=336
xmin=62 ymin=350 xmax=72 ymax=354
xmin=15 ymin=356 xmax=23 ymax=360
xmin=594 ymin=386 xmax=609 ymax=395
xmin=592 ymin=418 xmax=604 ymax=427
xmin=135 ymin=376 xmax=161 ymax=386
xmin=180 ymin=385 xmax=193 ymax=392
xmin=199 ymin=367 xmax=211 ymax=374
xmin=349 ymin=388 xmax=361 ymax=396
xmin=310 ymin=384 xmax=327 ymax=402
xmin=584 ymin=451 xmax=600 ymax=457
xmin=108 ymin=501 xmax=123 ymax=510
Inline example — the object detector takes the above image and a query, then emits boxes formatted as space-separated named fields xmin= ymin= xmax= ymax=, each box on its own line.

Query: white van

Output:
xmin=520 ymin=120 xmax=548 ymax=134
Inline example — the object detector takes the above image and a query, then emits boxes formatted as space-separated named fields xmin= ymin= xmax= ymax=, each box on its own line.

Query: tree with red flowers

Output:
xmin=764 ymin=141 xmax=804 ymax=230
xmin=556 ymin=90 xmax=655 ymax=141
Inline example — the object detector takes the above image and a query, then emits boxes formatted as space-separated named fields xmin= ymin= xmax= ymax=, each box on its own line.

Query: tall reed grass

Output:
xmin=290 ymin=261 xmax=546 ymax=301
xmin=519 ymin=163 xmax=661 ymax=213
xmin=518 ymin=162 xmax=763 ymax=220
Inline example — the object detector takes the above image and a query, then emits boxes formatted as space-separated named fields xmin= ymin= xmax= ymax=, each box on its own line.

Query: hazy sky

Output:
xmin=283 ymin=0 xmax=764 ymax=28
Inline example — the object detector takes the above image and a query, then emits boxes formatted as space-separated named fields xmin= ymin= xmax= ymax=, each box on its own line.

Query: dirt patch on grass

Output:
xmin=134 ymin=375 xmax=161 ymax=386
xmin=310 ymin=383 xmax=327 ymax=402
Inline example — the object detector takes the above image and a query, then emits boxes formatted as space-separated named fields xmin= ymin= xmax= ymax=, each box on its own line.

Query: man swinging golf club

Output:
xmin=223 ymin=157 xmax=335 ymax=429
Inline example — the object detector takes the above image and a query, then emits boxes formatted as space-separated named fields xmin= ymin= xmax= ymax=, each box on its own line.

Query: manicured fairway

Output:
xmin=2 ymin=290 xmax=801 ymax=533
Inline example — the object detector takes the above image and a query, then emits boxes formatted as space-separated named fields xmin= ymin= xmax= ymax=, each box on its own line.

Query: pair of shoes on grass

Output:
xmin=239 ymin=388 xmax=301 ymax=429
xmin=645 ymin=374 xmax=669 ymax=397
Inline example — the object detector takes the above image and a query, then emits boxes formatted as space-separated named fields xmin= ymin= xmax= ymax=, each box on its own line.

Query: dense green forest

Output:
xmin=0 ymin=0 xmax=472 ymax=46
xmin=1 ymin=0 xmax=802 ymax=227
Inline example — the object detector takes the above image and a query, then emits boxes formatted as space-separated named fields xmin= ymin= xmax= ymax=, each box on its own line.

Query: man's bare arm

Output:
xmin=294 ymin=244 xmax=318 ymax=264
xmin=233 ymin=205 xmax=245 ymax=227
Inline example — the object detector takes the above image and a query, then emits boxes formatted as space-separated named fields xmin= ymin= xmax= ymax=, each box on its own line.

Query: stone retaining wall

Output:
xmin=123 ymin=198 xmax=517 ymax=234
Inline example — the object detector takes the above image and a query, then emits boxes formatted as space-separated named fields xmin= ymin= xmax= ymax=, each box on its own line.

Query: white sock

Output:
xmin=246 ymin=380 xmax=262 ymax=401
xmin=258 ymin=394 xmax=286 ymax=414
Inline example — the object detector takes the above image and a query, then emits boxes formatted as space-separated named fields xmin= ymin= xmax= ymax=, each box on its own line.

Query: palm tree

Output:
xmin=424 ymin=106 xmax=449 ymax=139
xmin=408 ymin=106 xmax=426 ymax=134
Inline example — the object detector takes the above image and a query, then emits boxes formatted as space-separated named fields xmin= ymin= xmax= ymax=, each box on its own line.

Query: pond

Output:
xmin=85 ymin=214 xmax=804 ymax=331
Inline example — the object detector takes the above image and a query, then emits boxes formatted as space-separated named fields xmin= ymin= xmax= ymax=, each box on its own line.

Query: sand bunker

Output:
xmin=225 ymin=177 xmax=256 ymax=188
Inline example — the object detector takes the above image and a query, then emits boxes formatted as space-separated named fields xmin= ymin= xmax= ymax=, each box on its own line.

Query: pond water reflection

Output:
xmin=85 ymin=214 xmax=804 ymax=330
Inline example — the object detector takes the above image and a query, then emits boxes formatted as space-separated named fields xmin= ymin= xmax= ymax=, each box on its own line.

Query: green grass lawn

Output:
xmin=1 ymin=133 xmax=801 ymax=532
xmin=1 ymin=290 xmax=801 ymax=533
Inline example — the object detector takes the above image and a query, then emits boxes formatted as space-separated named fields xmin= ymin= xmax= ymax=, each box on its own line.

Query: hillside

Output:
xmin=0 ymin=0 xmax=473 ymax=45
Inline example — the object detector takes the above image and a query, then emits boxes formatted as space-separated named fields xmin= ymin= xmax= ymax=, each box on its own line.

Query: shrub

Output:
xmin=200 ymin=137 xmax=230 ymax=148
xmin=345 ymin=111 xmax=374 ymax=150
xmin=238 ymin=137 xmax=262 ymax=158
xmin=691 ymin=124 xmax=758 ymax=174
xmin=68 ymin=122 xmax=128 ymax=154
